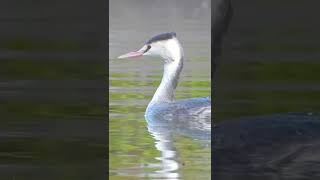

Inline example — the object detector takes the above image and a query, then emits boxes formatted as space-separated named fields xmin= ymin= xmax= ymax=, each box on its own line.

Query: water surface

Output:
xmin=214 ymin=1 xmax=320 ymax=179
xmin=109 ymin=0 xmax=211 ymax=179
xmin=0 ymin=1 xmax=107 ymax=179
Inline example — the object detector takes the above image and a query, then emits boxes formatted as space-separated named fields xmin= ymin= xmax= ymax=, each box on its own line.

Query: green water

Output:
xmin=0 ymin=60 xmax=106 ymax=179
xmin=109 ymin=56 xmax=211 ymax=179
xmin=109 ymin=0 xmax=211 ymax=179
xmin=0 ymin=34 xmax=106 ymax=180
xmin=215 ymin=61 xmax=320 ymax=121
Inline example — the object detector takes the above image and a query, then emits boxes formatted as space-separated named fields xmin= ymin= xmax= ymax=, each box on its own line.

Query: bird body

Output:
xmin=118 ymin=32 xmax=211 ymax=122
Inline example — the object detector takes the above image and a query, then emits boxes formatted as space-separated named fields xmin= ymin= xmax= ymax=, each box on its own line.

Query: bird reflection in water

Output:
xmin=147 ymin=128 xmax=180 ymax=179
xmin=145 ymin=112 xmax=211 ymax=179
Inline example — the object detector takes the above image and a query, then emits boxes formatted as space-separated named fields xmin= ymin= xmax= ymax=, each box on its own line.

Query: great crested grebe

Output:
xmin=118 ymin=32 xmax=211 ymax=126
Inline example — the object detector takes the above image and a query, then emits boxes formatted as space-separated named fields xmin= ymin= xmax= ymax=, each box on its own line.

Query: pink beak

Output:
xmin=118 ymin=50 xmax=144 ymax=59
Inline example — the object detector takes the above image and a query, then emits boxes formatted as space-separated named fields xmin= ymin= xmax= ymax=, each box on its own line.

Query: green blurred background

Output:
xmin=215 ymin=0 xmax=320 ymax=121
xmin=0 ymin=0 xmax=107 ymax=179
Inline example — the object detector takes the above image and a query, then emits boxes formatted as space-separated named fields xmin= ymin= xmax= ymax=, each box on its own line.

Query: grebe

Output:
xmin=118 ymin=32 xmax=211 ymax=130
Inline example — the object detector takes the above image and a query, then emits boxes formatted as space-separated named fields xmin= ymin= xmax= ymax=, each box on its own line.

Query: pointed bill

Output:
xmin=118 ymin=45 xmax=150 ymax=59
xmin=118 ymin=51 xmax=144 ymax=59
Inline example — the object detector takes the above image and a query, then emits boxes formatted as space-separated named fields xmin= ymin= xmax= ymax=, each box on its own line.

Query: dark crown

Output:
xmin=146 ymin=32 xmax=177 ymax=44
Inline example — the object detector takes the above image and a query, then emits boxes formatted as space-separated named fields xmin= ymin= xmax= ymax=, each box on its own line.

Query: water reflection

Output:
xmin=148 ymin=128 xmax=180 ymax=179
xmin=145 ymin=111 xmax=211 ymax=179
xmin=109 ymin=0 xmax=211 ymax=178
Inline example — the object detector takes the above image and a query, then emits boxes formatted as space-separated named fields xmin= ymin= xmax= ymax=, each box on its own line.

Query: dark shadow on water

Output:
xmin=213 ymin=113 xmax=320 ymax=180
xmin=213 ymin=0 xmax=320 ymax=179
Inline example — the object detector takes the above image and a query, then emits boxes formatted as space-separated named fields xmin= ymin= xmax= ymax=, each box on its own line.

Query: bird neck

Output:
xmin=147 ymin=50 xmax=184 ymax=109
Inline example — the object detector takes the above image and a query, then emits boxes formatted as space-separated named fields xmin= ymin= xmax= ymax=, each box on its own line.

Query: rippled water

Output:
xmin=213 ymin=1 xmax=320 ymax=179
xmin=0 ymin=1 xmax=107 ymax=179
xmin=109 ymin=0 xmax=211 ymax=179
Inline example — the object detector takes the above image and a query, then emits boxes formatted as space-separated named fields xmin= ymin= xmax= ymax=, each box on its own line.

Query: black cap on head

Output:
xmin=146 ymin=32 xmax=177 ymax=44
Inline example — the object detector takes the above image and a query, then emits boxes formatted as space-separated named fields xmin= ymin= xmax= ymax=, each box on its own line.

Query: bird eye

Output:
xmin=144 ymin=45 xmax=151 ymax=53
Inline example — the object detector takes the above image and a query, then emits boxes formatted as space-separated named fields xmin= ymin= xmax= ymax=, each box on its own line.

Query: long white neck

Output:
xmin=147 ymin=39 xmax=184 ymax=110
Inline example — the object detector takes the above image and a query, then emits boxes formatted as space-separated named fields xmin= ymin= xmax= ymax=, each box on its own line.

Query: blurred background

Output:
xmin=1 ymin=0 xmax=319 ymax=179
xmin=215 ymin=0 xmax=320 ymax=121
xmin=214 ymin=1 xmax=320 ymax=179
xmin=109 ymin=0 xmax=211 ymax=179
xmin=0 ymin=0 xmax=107 ymax=179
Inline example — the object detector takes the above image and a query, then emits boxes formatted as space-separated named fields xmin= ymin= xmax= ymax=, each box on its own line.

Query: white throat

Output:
xmin=147 ymin=38 xmax=184 ymax=110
